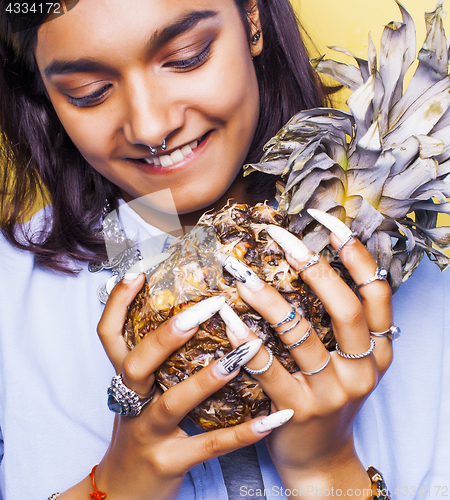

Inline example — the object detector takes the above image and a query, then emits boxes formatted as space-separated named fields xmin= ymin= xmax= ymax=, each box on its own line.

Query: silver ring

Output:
xmin=284 ymin=322 xmax=313 ymax=350
xmin=335 ymin=338 xmax=376 ymax=359
xmin=370 ymin=324 xmax=401 ymax=341
xmin=355 ymin=267 xmax=388 ymax=289
xmin=302 ymin=351 xmax=331 ymax=375
xmin=336 ymin=232 xmax=356 ymax=256
xmin=107 ymin=374 xmax=155 ymax=417
xmin=278 ymin=316 xmax=301 ymax=335
xmin=271 ymin=305 xmax=297 ymax=328
xmin=243 ymin=346 xmax=273 ymax=375
xmin=299 ymin=253 xmax=320 ymax=273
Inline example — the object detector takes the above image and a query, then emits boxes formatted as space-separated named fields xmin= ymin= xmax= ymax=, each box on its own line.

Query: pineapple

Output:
xmin=245 ymin=0 xmax=450 ymax=290
xmin=123 ymin=1 xmax=450 ymax=430
xmin=124 ymin=203 xmax=337 ymax=429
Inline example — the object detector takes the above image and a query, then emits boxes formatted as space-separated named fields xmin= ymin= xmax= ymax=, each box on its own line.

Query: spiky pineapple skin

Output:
xmin=124 ymin=203 xmax=335 ymax=430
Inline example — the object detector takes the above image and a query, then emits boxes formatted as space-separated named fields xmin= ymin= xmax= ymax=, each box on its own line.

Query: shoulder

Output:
xmin=0 ymin=206 xmax=50 ymax=267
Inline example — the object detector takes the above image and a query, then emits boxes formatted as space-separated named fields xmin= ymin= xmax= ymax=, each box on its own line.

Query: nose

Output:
xmin=122 ymin=73 xmax=184 ymax=150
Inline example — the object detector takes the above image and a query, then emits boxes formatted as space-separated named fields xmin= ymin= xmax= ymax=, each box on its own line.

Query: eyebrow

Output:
xmin=43 ymin=9 xmax=218 ymax=79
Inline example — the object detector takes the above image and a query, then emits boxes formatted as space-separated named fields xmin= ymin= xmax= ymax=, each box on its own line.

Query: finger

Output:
xmin=267 ymin=225 xmax=374 ymax=357
xmin=122 ymin=295 xmax=226 ymax=395
xmin=97 ymin=273 xmax=146 ymax=373
xmin=181 ymin=409 xmax=294 ymax=470
xmin=219 ymin=303 xmax=330 ymax=406
xmin=150 ymin=339 xmax=262 ymax=430
xmin=218 ymin=253 xmax=331 ymax=376
xmin=308 ymin=209 xmax=393 ymax=333
xmin=307 ymin=210 xmax=393 ymax=367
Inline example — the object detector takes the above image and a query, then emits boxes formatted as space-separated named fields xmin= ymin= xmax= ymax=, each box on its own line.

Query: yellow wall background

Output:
xmin=293 ymin=0 xmax=450 ymax=107
xmin=292 ymin=0 xmax=450 ymax=236
xmin=293 ymin=0 xmax=448 ymax=59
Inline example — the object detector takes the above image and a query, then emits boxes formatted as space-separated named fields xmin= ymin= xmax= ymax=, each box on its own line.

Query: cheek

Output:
xmin=56 ymin=107 xmax=115 ymax=170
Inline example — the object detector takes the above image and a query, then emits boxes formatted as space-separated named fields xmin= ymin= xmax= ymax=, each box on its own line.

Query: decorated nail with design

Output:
xmin=215 ymin=339 xmax=262 ymax=376
xmin=253 ymin=409 xmax=295 ymax=434
xmin=217 ymin=253 xmax=264 ymax=291
xmin=266 ymin=225 xmax=311 ymax=262
xmin=307 ymin=209 xmax=353 ymax=242
xmin=219 ymin=303 xmax=249 ymax=339
xmin=175 ymin=296 xmax=226 ymax=333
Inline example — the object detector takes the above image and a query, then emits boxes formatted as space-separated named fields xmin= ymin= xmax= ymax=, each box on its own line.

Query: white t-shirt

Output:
xmin=0 ymin=203 xmax=448 ymax=499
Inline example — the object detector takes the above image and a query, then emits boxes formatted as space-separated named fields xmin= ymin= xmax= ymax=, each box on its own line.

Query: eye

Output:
xmin=66 ymin=84 xmax=113 ymax=108
xmin=165 ymin=42 xmax=212 ymax=71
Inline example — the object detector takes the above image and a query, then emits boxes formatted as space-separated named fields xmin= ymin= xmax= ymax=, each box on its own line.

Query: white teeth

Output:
xmin=181 ymin=144 xmax=193 ymax=156
xmin=160 ymin=155 xmax=174 ymax=167
xmin=170 ymin=149 xmax=185 ymax=164
xmin=141 ymin=139 xmax=201 ymax=168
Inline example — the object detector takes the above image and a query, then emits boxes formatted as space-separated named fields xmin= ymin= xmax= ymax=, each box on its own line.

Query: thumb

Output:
xmin=97 ymin=273 xmax=146 ymax=372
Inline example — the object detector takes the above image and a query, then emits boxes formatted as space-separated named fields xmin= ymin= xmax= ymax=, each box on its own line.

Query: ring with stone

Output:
xmin=355 ymin=267 xmax=388 ymax=289
xmin=335 ymin=338 xmax=376 ymax=359
xmin=299 ymin=253 xmax=321 ymax=274
xmin=270 ymin=304 xmax=297 ymax=328
xmin=243 ymin=346 xmax=273 ymax=375
xmin=370 ymin=325 xmax=401 ymax=341
xmin=107 ymin=374 xmax=155 ymax=417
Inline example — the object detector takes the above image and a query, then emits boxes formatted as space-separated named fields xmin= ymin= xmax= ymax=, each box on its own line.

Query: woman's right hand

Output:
xmin=60 ymin=275 xmax=291 ymax=500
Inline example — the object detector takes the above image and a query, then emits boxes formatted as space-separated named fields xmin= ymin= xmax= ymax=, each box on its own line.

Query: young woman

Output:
xmin=0 ymin=1 xmax=448 ymax=499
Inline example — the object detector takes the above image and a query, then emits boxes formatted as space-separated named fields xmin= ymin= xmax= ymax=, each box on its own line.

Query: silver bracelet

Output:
xmin=48 ymin=494 xmax=60 ymax=499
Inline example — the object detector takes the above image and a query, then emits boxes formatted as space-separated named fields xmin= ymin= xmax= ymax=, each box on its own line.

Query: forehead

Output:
xmin=36 ymin=0 xmax=240 ymax=67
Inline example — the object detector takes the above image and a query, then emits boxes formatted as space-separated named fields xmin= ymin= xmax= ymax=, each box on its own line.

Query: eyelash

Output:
xmin=66 ymin=43 xmax=212 ymax=108
xmin=67 ymin=84 xmax=112 ymax=108
xmin=166 ymin=43 xmax=212 ymax=70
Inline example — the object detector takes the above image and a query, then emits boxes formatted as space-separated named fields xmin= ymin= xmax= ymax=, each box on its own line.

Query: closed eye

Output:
xmin=164 ymin=42 xmax=212 ymax=71
xmin=66 ymin=84 xmax=113 ymax=108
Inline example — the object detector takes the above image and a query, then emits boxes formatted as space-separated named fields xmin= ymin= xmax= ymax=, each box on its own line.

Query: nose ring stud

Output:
xmin=150 ymin=139 xmax=167 ymax=155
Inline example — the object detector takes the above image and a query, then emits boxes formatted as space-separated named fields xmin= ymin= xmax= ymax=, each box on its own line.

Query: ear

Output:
xmin=246 ymin=0 xmax=263 ymax=57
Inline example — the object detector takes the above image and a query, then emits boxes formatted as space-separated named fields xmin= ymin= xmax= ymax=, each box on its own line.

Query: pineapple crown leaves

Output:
xmin=244 ymin=0 xmax=450 ymax=292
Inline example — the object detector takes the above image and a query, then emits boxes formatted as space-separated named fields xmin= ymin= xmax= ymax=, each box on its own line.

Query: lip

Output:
xmin=128 ymin=132 xmax=211 ymax=174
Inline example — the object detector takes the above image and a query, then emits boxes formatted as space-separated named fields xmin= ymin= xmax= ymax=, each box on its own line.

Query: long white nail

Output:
xmin=175 ymin=296 xmax=226 ymax=333
xmin=215 ymin=339 xmax=262 ymax=376
xmin=217 ymin=253 xmax=264 ymax=292
xmin=307 ymin=209 xmax=353 ymax=242
xmin=219 ymin=303 xmax=249 ymax=339
xmin=266 ymin=226 xmax=310 ymax=262
xmin=122 ymin=273 xmax=144 ymax=284
xmin=253 ymin=409 xmax=295 ymax=434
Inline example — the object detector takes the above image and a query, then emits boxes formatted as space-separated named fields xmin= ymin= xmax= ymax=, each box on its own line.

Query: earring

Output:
xmin=251 ymin=30 xmax=261 ymax=45
xmin=150 ymin=139 xmax=167 ymax=155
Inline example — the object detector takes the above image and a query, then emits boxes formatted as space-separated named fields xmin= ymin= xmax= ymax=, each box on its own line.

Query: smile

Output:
xmin=140 ymin=134 xmax=208 ymax=168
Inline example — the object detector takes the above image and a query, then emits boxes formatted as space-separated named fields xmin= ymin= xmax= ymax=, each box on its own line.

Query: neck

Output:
xmin=120 ymin=175 xmax=249 ymax=235
xmin=178 ymin=176 xmax=248 ymax=231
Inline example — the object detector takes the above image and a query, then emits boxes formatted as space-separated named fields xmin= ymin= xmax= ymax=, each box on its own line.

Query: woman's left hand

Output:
xmin=219 ymin=219 xmax=393 ymax=494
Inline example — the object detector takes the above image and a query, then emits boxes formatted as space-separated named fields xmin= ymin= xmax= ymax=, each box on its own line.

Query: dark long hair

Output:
xmin=0 ymin=0 xmax=325 ymax=273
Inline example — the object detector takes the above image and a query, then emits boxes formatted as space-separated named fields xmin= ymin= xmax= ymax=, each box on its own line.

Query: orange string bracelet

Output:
xmin=88 ymin=465 xmax=107 ymax=500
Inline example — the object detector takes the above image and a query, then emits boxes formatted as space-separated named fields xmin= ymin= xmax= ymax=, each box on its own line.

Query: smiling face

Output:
xmin=35 ymin=0 xmax=261 ymax=217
